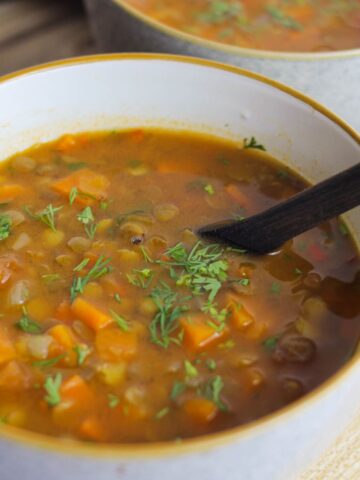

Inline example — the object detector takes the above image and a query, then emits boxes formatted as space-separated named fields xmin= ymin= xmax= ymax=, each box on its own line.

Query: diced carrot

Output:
xmin=52 ymin=169 xmax=109 ymax=205
xmin=0 ymin=184 xmax=27 ymax=202
xmin=78 ymin=415 xmax=106 ymax=442
xmin=56 ymin=134 xmax=89 ymax=152
xmin=225 ymin=184 xmax=249 ymax=207
xmin=183 ymin=398 xmax=218 ymax=423
xmin=0 ymin=360 xmax=29 ymax=390
xmin=60 ymin=374 xmax=94 ymax=407
xmin=71 ymin=297 xmax=113 ymax=331
xmin=56 ymin=134 xmax=77 ymax=152
xmin=180 ymin=315 xmax=228 ymax=352
xmin=244 ymin=321 xmax=269 ymax=341
xmin=129 ymin=129 xmax=145 ymax=143
xmin=226 ymin=294 xmax=254 ymax=330
xmin=0 ymin=329 xmax=16 ymax=365
xmin=54 ymin=300 xmax=73 ymax=323
xmin=156 ymin=161 xmax=179 ymax=174
xmin=96 ymin=327 xmax=138 ymax=362
xmin=48 ymin=324 xmax=76 ymax=349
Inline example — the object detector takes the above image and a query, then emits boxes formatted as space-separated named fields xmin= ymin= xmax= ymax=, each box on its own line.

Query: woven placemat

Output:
xmin=300 ymin=413 xmax=360 ymax=479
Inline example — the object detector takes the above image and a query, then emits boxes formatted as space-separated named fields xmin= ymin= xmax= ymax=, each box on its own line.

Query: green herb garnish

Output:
xmin=108 ymin=393 xmax=120 ymax=409
xmin=127 ymin=268 xmax=154 ymax=289
xmin=184 ymin=360 xmax=198 ymax=378
xmin=262 ymin=335 xmax=280 ymax=351
xmin=149 ymin=282 xmax=189 ymax=348
xmin=243 ymin=137 xmax=266 ymax=151
xmin=0 ymin=214 xmax=12 ymax=241
xmin=170 ymin=381 xmax=186 ymax=400
xmin=70 ymin=255 xmax=112 ymax=301
xmin=74 ymin=344 xmax=90 ymax=365
xmin=204 ymin=184 xmax=215 ymax=195
xmin=33 ymin=354 xmax=65 ymax=369
xmin=203 ymin=375 xmax=227 ymax=411
xmin=44 ymin=373 xmax=62 ymax=406
xmin=270 ymin=282 xmax=281 ymax=295
xmin=25 ymin=204 xmax=63 ymax=231
xmin=15 ymin=307 xmax=42 ymax=334
xmin=109 ymin=309 xmax=129 ymax=332
xmin=206 ymin=359 xmax=217 ymax=371
xmin=155 ymin=406 xmax=170 ymax=420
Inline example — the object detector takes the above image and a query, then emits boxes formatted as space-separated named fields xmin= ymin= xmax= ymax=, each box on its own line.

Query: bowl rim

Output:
xmin=0 ymin=53 xmax=359 ymax=459
xmin=110 ymin=0 xmax=360 ymax=61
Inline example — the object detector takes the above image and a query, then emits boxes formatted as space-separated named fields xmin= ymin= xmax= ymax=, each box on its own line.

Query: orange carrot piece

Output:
xmin=48 ymin=324 xmax=76 ymax=349
xmin=78 ymin=415 xmax=106 ymax=442
xmin=226 ymin=294 xmax=254 ymax=330
xmin=0 ymin=184 xmax=27 ymax=202
xmin=244 ymin=321 xmax=269 ymax=341
xmin=60 ymin=374 xmax=94 ymax=407
xmin=96 ymin=327 xmax=138 ymax=362
xmin=225 ymin=184 xmax=249 ymax=208
xmin=71 ymin=297 xmax=113 ymax=331
xmin=129 ymin=129 xmax=145 ymax=143
xmin=0 ymin=329 xmax=16 ymax=365
xmin=180 ymin=315 xmax=228 ymax=352
xmin=54 ymin=300 xmax=73 ymax=323
xmin=183 ymin=398 xmax=218 ymax=423
xmin=0 ymin=360 xmax=29 ymax=390
xmin=52 ymin=169 xmax=109 ymax=205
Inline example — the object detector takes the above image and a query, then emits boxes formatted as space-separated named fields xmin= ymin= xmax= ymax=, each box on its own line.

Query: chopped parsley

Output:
xmin=108 ymin=393 xmax=120 ymax=409
xmin=262 ymin=335 xmax=280 ymax=351
xmin=44 ymin=373 xmax=62 ymax=407
xmin=70 ymin=255 xmax=112 ymax=301
xmin=109 ymin=309 xmax=129 ymax=332
xmin=170 ymin=381 xmax=186 ymax=400
xmin=159 ymin=241 xmax=228 ymax=302
xmin=25 ymin=204 xmax=63 ymax=231
xmin=155 ymin=407 xmax=170 ymax=420
xmin=0 ymin=214 xmax=12 ymax=241
xmin=266 ymin=5 xmax=302 ymax=30
xmin=184 ymin=360 xmax=198 ymax=378
xmin=127 ymin=268 xmax=154 ymax=289
xmin=243 ymin=137 xmax=266 ymax=151
xmin=15 ymin=307 xmax=42 ymax=334
xmin=77 ymin=206 xmax=97 ymax=240
xmin=149 ymin=282 xmax=189 ymax=348
xmin=206 ymin=359 xmax=217 ymax=371
xmin=74 ymin=344 xmax=90 ymax=365
xmin=203 ymin=376 xmax=227 ymax=411
xmin=204 ymin=183 xmax=215 ymax=195
xmin=33 ymin=354 xmax=65 ymax=369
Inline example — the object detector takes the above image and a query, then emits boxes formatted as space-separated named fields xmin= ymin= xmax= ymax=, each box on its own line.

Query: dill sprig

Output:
xmin=70 ymin=255 xmax=112 ymax=301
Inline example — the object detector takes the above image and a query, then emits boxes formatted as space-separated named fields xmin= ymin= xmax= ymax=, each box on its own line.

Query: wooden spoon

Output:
xmin=198 ymin=163 xmax=360 ymax=254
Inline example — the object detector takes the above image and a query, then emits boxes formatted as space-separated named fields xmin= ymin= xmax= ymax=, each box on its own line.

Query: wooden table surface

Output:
xmin=0 ymin=1 xmax=359 ymax=478
xmin=0 ymin=0 xmax=95 ymax=75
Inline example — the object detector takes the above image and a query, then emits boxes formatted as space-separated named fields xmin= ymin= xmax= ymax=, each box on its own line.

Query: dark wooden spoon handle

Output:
xmin=199 ymin=162 xmax=360 ymax=254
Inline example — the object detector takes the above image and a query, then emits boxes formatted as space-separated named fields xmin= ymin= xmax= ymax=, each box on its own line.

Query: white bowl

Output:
xmin=0 ymin=54 xmax=359 ymax=480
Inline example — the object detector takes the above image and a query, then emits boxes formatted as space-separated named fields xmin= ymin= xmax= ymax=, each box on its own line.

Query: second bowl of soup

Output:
xmin=84 ymin=0 xmax=360 ymax=129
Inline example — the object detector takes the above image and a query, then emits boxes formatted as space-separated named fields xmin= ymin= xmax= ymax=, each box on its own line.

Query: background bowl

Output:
xmin=0 ymin=54 xmax=359 ymax=480
xmin=83 ymin=0 xmax=360 ymax=130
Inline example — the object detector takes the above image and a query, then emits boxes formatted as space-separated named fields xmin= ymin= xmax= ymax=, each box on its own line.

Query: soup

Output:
xmin=0 ymin=129 xmax=359 ymax=443
xmin=124 ymin=0 xmax=360 ymax=52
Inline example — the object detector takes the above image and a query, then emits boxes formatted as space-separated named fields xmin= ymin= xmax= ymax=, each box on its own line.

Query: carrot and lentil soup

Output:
xmin=125 ymin=0 xmax=360 ymax=52
xmin=0 ymin=129 xmax=358 ymax=443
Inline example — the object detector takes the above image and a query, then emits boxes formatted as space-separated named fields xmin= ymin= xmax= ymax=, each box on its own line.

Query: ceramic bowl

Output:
xmin=0 ymin=54 xmax=359 ymax=480
xmin=83 ymin=0 xmax=360 ymax=130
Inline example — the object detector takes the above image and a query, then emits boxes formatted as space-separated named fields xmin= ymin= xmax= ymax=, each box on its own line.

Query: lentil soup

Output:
xmin=0 ymin=128 xmax=359 ymax=443
xmin=124 ymin=0 xmax=360 ymax=53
